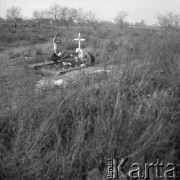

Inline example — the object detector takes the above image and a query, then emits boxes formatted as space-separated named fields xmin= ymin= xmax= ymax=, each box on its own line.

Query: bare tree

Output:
xmin=86 ymin=11 xmax=99 ymax=30
xmin=33 ymin=9 xmax=46 ymax=27
xmin=6 ymin=6 xmax=22 ymax=27
xmin=157 ymin=12 xmax=180 ymax=30
xmin=46 ymin=3 xmax=62 ymax=28
xmin=114 ymin=11 xmax=128 ymax=29
xmin=60 ymin=7 xmax=73 ymax=30
xmin=71 ymin=8 xmax=86 ymax=29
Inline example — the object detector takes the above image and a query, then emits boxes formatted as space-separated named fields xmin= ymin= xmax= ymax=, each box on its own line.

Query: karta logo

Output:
xmin=107 ymin=158 xmax=179 ymax=179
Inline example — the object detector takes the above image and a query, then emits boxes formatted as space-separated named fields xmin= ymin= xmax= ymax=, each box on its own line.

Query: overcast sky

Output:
xmin=0 ymin=0 xmax=179 ymax=25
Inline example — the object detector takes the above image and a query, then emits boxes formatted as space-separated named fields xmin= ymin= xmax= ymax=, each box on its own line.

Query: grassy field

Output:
xmin=0 ymin=24 xmax=180 ymax=179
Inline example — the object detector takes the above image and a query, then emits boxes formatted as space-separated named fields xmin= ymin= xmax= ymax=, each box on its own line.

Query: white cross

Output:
xmin=74 ymin=33 xmax=85 ymax=49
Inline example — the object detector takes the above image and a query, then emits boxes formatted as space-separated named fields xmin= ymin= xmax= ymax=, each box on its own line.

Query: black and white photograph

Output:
xmin=0 ymin=0 xmax=180 ymax=179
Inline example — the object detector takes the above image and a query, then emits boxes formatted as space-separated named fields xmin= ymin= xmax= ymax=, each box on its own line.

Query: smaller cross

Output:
xmin=74 ymin=33 xmax=85 ymax=49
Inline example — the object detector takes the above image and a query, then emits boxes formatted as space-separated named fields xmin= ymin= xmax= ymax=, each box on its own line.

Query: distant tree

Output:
xmin=32 ymin=9 xmax=46 ymax=27
xmin=86 ymin=11 xmax=99 ymax=30
xmin=157 ymin=12 xmax=180 ymax=30
xmin=6 ymin=6 xmax=22 ymax=27
xmin=60 ymin=7 xmax=73 ymax=30
xmin=71 ymin=8 xmax=86 ymax=29
xmin=46 ymin=3 xmax=62 ymax=28
xmin=114 ymin=11 xmax=128 ymax=29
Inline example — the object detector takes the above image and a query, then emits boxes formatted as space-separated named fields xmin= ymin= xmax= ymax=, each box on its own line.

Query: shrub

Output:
xmin=65 ymin=40 xmax=78 ymax=51
xmin=8 ymin=51 xmax=21 ymax=59
xmin=35 ymin=48 xmax=43 ymax=55
xmin=106 ymin=40 xmax=118 ymax=53
xmin=0 ymin=31 xmax=14 ymax=44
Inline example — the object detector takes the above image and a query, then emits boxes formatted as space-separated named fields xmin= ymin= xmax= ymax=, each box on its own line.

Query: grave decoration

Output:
xmin=28 ymin=33 xmax=95 ymax=75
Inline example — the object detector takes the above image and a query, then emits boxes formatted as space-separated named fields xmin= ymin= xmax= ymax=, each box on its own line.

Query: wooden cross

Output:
xmin=74 ymin=33 xmax=85 ymax=49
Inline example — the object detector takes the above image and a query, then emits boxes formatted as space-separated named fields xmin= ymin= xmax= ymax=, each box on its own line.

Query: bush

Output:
xmin=29 ymin=34 xmax=46 ymax=44
xmin=8 ymin=51 xmax=21 ymax=59
xmin=35 ymin=48 xmax=43 ymax=55
xmin=96 ymin=27 xmax=113 ymax=39
xmin=65 ymin=40 xmax=78 ymax=51
xmin=0 ymin=31 xmax=14 ymax=44
xmin=106 ymin=40 xmax=118 ymax=53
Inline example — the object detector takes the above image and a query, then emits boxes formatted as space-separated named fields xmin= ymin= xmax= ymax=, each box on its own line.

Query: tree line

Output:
xmin=5 ymin=4 xmax=99 ymax=30
xmin=5 ymin=4 xmax=180 ymax=31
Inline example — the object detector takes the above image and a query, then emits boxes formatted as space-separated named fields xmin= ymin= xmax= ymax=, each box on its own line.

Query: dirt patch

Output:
xmin=35 ymin=64 xmax=125 ymax=91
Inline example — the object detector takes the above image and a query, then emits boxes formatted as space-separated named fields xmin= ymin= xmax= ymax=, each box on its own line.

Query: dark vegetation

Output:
xmin=0 ymin=23 xmax=49 ymax=51
xmin=0 ymin=21 xmax=180 ymax=180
